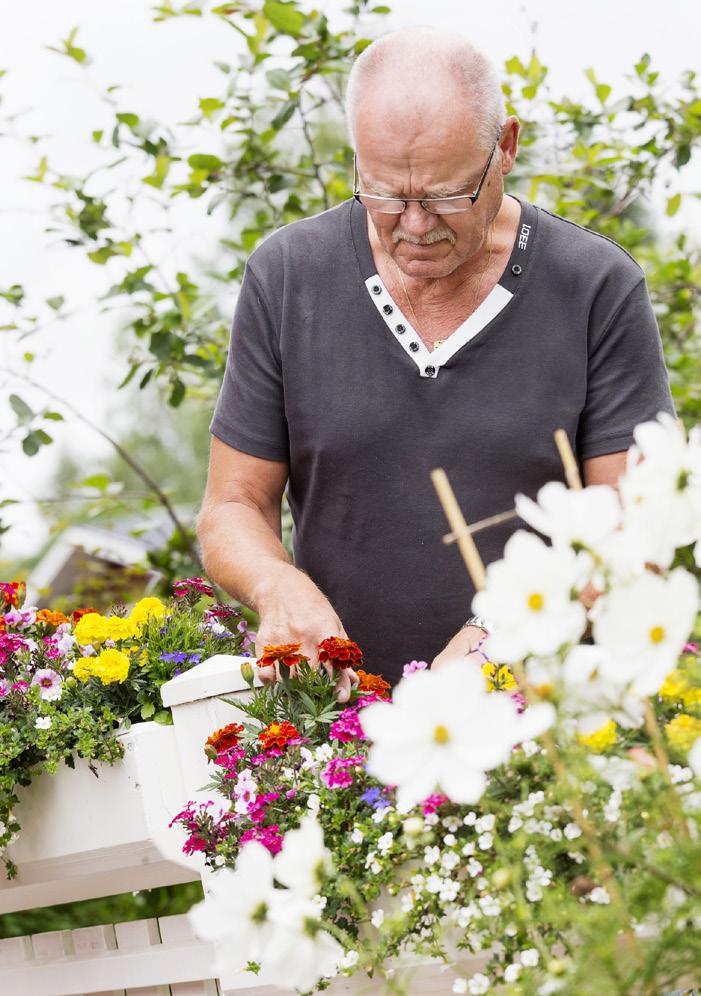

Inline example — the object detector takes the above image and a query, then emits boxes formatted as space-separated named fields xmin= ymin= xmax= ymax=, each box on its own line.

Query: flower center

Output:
xmin=250 ymin=901 xmax=268 ymax=924
xmin=527 ymin=592 xmax=545 ymax=611
xmin=433 ymin=724 xmax=450 ymax=745
xmin=649 ymin=625 xmax=666 ymax=644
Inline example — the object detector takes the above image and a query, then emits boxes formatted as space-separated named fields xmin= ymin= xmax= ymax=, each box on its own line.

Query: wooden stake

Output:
xmin=554 ymin=428 xmax=582 ymax=491
xmin=431 ymin=469 xmax=487 ymax=592
xmin=443 ymin=507 xmax=519 ymax=543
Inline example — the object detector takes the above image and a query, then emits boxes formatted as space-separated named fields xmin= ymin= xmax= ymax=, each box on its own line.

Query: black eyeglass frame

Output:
xmin=352 ymin=136 xmax=500 ymax=215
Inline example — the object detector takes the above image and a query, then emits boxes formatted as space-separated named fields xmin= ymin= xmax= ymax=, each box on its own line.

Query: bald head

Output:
xmin=345 ymin=26 xmax=505 ymax=152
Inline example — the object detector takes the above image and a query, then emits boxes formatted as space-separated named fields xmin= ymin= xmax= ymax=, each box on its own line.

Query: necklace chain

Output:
xmin=392 ymin=232 xmax=494 ymax=351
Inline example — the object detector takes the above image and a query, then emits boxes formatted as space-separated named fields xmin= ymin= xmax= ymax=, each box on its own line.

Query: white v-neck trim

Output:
xmin=364 ymin=274 xmax=513 ymax=378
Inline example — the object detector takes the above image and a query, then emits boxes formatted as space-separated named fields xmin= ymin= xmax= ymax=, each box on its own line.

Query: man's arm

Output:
xmin=197 ymin=436 xmax=356 ymax=701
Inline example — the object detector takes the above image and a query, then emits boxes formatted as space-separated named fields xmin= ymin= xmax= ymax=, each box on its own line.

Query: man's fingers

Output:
xmin=258 ymin=663 xmax=277 ymax=684
xmin=334 ymin=667 xmax=359 ymax=704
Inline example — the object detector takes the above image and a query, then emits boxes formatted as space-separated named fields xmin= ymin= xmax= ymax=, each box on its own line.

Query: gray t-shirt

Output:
xmin=210 ymin=196 xmax=674 ymax=683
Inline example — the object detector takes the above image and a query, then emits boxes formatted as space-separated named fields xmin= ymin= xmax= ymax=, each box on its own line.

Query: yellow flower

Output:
xmin=578 ymin=720 xmax=617 ymax=753
xmin=73 ymin=612 xmax=110 ymax=646
xmin=681 ymin=687 xmax=701 ymax=714
xmin=73 ymin=648 xmax=130 ymax=685
xmin=665 ymin=714 xmax=701 ymax=753
xmin=104 ymin=615 xmax=140 ymax=641
xmin=659 ymin=669 xmax=689 ymax=702
xmin=130 ymin=596 xmax=167 ymax=627
xmin=482 ymin=661 xmax=517 ymax=692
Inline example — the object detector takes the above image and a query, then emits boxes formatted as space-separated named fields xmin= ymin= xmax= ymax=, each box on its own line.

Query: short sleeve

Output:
xmin=577 ymin=276 xmax=675 ymax=460
xmin=209 ymin=263 xmax=289 ymax=462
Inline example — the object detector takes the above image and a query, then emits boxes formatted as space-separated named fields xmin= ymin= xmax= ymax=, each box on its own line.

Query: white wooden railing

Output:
xmin=0 ymin=657 xmax=485 ymax=996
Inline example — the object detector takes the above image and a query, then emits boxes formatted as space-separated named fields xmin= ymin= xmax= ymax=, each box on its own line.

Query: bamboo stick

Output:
xmin=430 ymin=468 xmax=487 ymax=592
xmin=554 ymin=428 xmax=582 ymax=490
xmin=443 ymin=507 xmax=519 ymax=543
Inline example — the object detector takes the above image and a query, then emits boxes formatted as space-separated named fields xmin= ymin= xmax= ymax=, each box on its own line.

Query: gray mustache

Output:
xmin=392 ymin=228 xmax=457 ymax=246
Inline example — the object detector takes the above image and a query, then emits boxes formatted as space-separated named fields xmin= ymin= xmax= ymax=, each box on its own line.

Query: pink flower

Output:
xmin=320 ymin=755 xmax=364 ymax=789
xmin=240 ymin=824 xmax=283 ymax=854
xmin=0 ymin=679 xmax=8 ymax=698
xmin=31 ymin=668 xmax=63 ymax=702
xmin=421 ymin=793 xmax=449 ymax=815
xmin=3 ymin=607 xmax=37 ymax=629
xmin=329 ymin=708 xmax=365 ymax=742
xmin=403 ymin=659 xmax=429 ymax=677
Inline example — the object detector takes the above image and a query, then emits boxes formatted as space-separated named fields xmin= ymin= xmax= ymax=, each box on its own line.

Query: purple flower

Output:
xmin=30 ymin=668 xmax=63 ymax=702
xmin=360 ymin=787 xmax=390 ymax=810
xmin=402 ymin=659 xmax=429 ymax=677
xmin=0 ymin=679 xmax=9 ymax=698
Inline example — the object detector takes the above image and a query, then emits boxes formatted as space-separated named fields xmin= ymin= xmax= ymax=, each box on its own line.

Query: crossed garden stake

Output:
xmin=431 ymin=429 xmax=626 ymax=910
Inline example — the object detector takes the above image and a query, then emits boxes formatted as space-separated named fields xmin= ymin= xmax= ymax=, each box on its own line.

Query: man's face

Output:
xmin=354 ymin=102 xmax=515 ymax=280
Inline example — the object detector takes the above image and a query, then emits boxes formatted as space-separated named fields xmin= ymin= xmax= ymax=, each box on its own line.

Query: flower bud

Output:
xmin=492 ymin=868 xmax=512 ymax=889
xmin=402 ymin=816 xmax=423 ymax=837
xmin=240 ymin=660 xmax=254 ymax=687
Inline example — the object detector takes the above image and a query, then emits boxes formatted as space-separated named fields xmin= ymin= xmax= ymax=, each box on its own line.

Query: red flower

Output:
xmin=205 ymin=722 xmax=245 ymax=757
xmin=258 ymin=720 xmax=301 ymax=752
xmin=317 ymin=636 xmax=363 ymax=670
xmin=356 ymin=669 xmax=391 ymax=698
xmin=257 ymin=643 xmax=308 ymax=669
xmin=72 ymin=607 xmax=99 ymax=624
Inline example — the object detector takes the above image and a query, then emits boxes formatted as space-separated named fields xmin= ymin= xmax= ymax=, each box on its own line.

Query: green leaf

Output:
xmin=666 ymin=192 xmax=682 ymax=216
xmin=169 ymin=377 xmax=186 ymax=407
xmin=22 ymin=432 xmax=40 ymax=456
xmin=265 ymin=68 xmax=293 ymax=91
xmin=271 ymin=99 xmax=297 ymax=130
xmin=46 ymin=295 xmax=65 ymax=311
xmin=187 ymin=153 xmax=224 ymax=172
xmin=43 ymin=411 xmax=64 ymax=421
xmin=116 ymin=112 xmax=140 ymax=129
xmin=153 ymin=710 xmax=172 ymax=725
xmin=10 ymin=394 xmax=33 ymax=422
xmin=140 ymin=702 xmax=156 ymax=720
xmin=263 ymin=1 xmax=306 ymax=37
xmin=78 ymin=474 xmax=112 ymax=492
xmin=92 ymin=129 xmax=103 ymax=143
xmin=199 ymin=97 xmax=225 ymax=118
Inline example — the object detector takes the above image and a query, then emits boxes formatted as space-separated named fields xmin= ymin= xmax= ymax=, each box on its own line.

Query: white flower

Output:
xmin=377 ymin=831 xmax=393 ymax=855
xmin=425 ymin=873 xmax=443 ymax=894
xmin=467 ymin=858 xmax=483 ymax=877
xmin=560 ymin=644 xmax=645 ymax=733
xmin=619 ymin=414 xmax=701 ymax=566
xmin=588 ymin=755 xmax=640 ymax=792
xmin=361 ymin=661 xmax=555 ymax=809
xmin=440 ymin=879 xmax=460 ymax=902
xmin=314 ymin=743 xmax=334 ymax=762
xmin=452 ymin=979 xmax=468 ymax=994
xmin=549 ymin=828 xmax=563 ymax=841
xmin=591 ymin=568 xmax=699 ymax=695
xmin=443 ymin=832 xmax=458 ymax=845
xmin=370 ymin=908 xmax=384 ymax=928
xmin=668 ymin=765 xmax=692 ymax=784
xmin=463 ymin=811 xmax=477 ymax=825
xmin=424 ymin=845 xmax=441 ymax=865
xmin=274 ymin=816 xmax=331 ymax=899
xmin=35 ymin=716 xmax=51 ymax=730
xmin=31 ymin=668 xmax=63 ymax=702
xmin=307 ymin=793 xmax=321 ymax=813
xmin=402 ymin=816 xmax=423 ymax=837
xmin=340 ymin=949 xmax=359 ymax=970
xmin=508 ymin=816 xmax=523 ymax=833
xmin=505 ymin=963 xmax=522 ymax=982
xmin=474 ymin=531 xmax=590 ymax=662
xmin=461 ymin=841 xmax=476 ymax=856
xmin=475 ymin=814 xmax=495 ymax=833
xmin=351 ymin=827 xmax=364 ymax=844
xmin=588 ymin=887 xmax=611 ymax=904
xmin=467 ymin=972 xmax=490 ymax=994
xmin=479 ymin=895 xmax=501 ymax=916
xmin=264 ymin=893 xmax=344 ymax=990
xmin=564 ymin=823 xmax=582 ymax=840
xmin=688 ymin=738 xmax=701 ymax=779
xmin=454 ymin=904 xmax=478 ymax=928
xmin=477 ymin=832 xmax=493 ymax=850
xmin=516 ymin=481 xmax=621 ymax=552
xmin=190 ymin=842 xmax=278 ymax=972
xmin=520 ymin=947 xmax=540 ymax=967
xmin=441 ymin=851 xmax=460 ymax=872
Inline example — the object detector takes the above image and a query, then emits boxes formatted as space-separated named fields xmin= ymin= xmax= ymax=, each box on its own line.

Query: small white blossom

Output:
xmin=440 ymin=879 xmax=460 ymax=902
xmin=508 ymin=815 xmax=523 ymax=833
xmin=564 ymin=823 xmax=582 ymax=840
xmin=424 ymin=845 xmax=441 ymax=865
xmin=521 ymin=739 xmax=539 ymax=756
xmin=452 ymin=979 xmax=468 ymax=994
xmin=351 ymin=827 xmax=364 ymax=844
xmin=476 ymin=876 xmax=489 ymax=890
xmin=443 ymin=832 xmax=457 ymax=846
xmin=35 ymin=716 xmax=52 ymax=730
xmin=307 ymin=793 xmax=320 ymax=813
xmin=425 ymin=874 xmax=443 ymax=894
xmin=424 ymin=812 xmax=440 ymax=827
xmin=443 ymin=816 xmax=461 ymax=832
xmin=604 ymin=790 xmax=622 ymax=822
xmin=377 ymin=831 xmax=393 ymax=854
xmin=549 ymin=828 xmax=563 ymax=841
xmin=370 ymin=908 xmax=385 ymax=928
xmin=454 ymin=904 xmax=478 ymax=928
xmin=475 ymin=814 xmax=495 ymax=833
xmin=364 ymin=851 xmax=376 ymax=869
xmin=402 ymin=816 xmax=423 ymax=837
xmin=441 ymin=851 xmax=460 ymax=872
xmin=588 ymin=887 xmax=611 ymax=904
xmin=505 ymin=923 xmax=518 ymax=937
xmin=370 ymin=861 xmax=381 ymax=874
xmin=461 ymin=842 xmax=476 ymax=856
xmin=467 ymin=972 xmax=490 ymax=995
xmin=669 ymin=764 xmax=693 ymax=784
xmin=467 ymin=858 xmax=483 ymax=877
xmin=520 ymin=948 xmax=540 ymax=967
xmin=463 ymin=811 xmax=477 ymax=826
xmin=504 ymin=963 xmax=521 ymax=982
xmin=371 ymin=807 xmax=389 ymax=823
xmin=340 ymin=950 xmax=359 ymax=970
xmin=314 ymin=744 xmax=334 ymax=762
xmin=400 ymin=890 xmax=416 ymax=912
xmin=479 ymin=895 xmax=501 ymax=917
xmin=477 ymin=831 xmax=493 ymax=850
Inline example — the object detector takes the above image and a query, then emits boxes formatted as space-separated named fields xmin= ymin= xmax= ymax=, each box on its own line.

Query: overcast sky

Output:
xmin=1 ymin=0 xmax=700 ymax=563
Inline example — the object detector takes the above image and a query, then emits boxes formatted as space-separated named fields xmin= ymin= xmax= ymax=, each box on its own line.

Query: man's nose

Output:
xmin=395 ymin=200 xmax=441 ymax=238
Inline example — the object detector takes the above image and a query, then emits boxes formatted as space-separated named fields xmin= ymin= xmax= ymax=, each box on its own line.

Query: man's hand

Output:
xmin=431 ymin=625 xmax=489 ymax=672
xmin=254 ymin=564 xmax=359 ymax=703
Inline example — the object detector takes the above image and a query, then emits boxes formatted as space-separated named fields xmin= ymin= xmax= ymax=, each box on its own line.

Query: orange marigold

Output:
xmin=258 ymin=720 xmax=302 ymax=751
xmin=36 ymin=609 xmax=70 ymax=628
xmin=72 ymin=607 xmax=99 ymax=624
xmin=257 ymin=643 xmax=308 ymax=669
xmin=356 ymin=669 xmax=391 ymax=697
xmin=317 ymin=636 xmax=363 ymax=670
xmin=205 ymin=722 xmax=245 ymax=756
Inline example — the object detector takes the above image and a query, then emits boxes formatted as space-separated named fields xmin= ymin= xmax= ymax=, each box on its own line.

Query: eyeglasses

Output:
xmin=352 ymin=138 xmax=499 ymax=215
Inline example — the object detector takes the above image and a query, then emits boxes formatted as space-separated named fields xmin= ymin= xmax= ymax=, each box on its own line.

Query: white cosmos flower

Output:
xmin=274 ymin=815 xmax=331 ymax=899
xmin=561 ymin=644 xmax=645 ymax=733
xmin=619 ymin=413 xmax=701 ymax=566
xmin=515 ymin=481 xmax=621 ymax=552
xmin=189 ymin=841 xmax=279 ymax=974
xmin=360 ymin=661 xmax=554 ymax=810
xmin=591 ymin=568 xmax=699 ymax=695
xmin=264 ymin=893 xmax=344 ymax=990
xmin=473 ymin=531 xmax=590 ymax=663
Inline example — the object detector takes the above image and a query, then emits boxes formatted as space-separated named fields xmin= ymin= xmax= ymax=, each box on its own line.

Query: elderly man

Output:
xmin=197 ymin=27 xmax=674 ymax=695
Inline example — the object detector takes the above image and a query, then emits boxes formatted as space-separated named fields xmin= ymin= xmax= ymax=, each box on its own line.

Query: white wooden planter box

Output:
xmin=0 ymin=657 xmax=489 ymax=995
